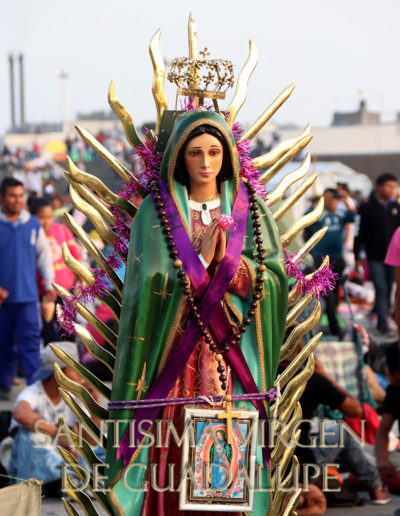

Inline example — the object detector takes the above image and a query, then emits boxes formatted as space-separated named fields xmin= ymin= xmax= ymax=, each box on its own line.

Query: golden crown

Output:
xmin=167 ymin=48 xmax=234 ymax=100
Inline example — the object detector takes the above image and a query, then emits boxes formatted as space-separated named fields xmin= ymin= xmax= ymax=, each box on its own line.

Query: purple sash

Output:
xmin=157 ymin=180 xmax=272 ymax=466
xmin=117 ymin=180 xmax=270 ymax=468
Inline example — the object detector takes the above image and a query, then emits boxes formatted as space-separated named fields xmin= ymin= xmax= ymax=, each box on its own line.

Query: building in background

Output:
xmin=260 ymin=101 xmax=400 ymax=182
xmin=332 ymin=100 xmax=381 ymax=126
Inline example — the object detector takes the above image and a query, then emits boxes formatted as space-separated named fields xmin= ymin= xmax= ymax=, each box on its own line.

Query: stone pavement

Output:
xmin=40 ymin=493 xmax=400 ymax=515
xmin=325 ymin=496 xmax=400 ymax=516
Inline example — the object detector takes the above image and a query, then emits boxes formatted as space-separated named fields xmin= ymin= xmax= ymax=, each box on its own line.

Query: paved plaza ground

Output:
xmin=39 ymin=492 xmax=400 ymax=515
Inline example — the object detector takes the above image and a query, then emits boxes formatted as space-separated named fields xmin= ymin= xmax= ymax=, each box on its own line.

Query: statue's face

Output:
xmin=184 ymin=133 xmax=223 ymax=189
xmin=216 ymin=430 xmax=224 ymax=442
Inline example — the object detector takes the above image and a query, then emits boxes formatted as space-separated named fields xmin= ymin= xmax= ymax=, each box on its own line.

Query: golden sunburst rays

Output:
xmin=61 ymin=242 xmax=95 ymax=287
xmin=64 ymin=157 xmax=138 ymax=215
xmin=69 ymin=185 xmax=117 ymax=246
xmin=287 ymin=255 xmax=330 ymax=306
xmin=226 ymin=39 xmax=259 ymax=129
xmin=74 ymin=125 xmax=133 ymax=184
xmin=187 ymin=12 xmax=200 ymax=108
xmin=240 ymin=84 xmax=295 ymax=142
xmin=253 ymin=123 xmax=312 ymax=169
xmin=108 ymin=81 xmax=144 ymax=149
xmin=68 ymin=180 xmax=117 ymax=226
xmin=280 ymin=197 xmax=324 ymax=249
xmin=293 ymin=226 xmax=327 ymax=263
xmin=267 ymin=152 xmax=311 ymax=206
xmin=260 ymin=134 xmax=313 ymax=185
xmin=63 ymin=212 xmax=124 ymax=296
xmin=188 ymin=12 xmax=199 ymax=60
xmin=273 ymin=172 xmax=318 ymax=223
xmin=149 ymin=29 xmax=168 ymax=134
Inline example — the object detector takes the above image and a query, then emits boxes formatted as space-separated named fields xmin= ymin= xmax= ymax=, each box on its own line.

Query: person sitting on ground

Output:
xmin=278 ymin=323 xmax=390 ymax=505
xmin=376 ymin=342 xmax=400 ymax=494
xmin=6 ymin=342 xmax=102 ymax=496
xmin=307 ymin=357 xmax=390 ymax=505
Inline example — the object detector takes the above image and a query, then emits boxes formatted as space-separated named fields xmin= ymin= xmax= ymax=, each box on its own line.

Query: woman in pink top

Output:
xmin=385 ymin=227 xmax=400 ymax=335
xmin=32 ymin=198 xmax=82 ymax=344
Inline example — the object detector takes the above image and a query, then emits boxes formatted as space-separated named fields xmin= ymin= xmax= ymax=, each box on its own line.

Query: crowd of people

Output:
xmin=0 ymin=151 xmax=399 ymax=513
xmin=295 ymin=173 xmax=400 ymax=510
xmin=305 ymin=173 xmax=400 ymax=339
xmin=0 ymin=173 xmax=112 ymax=494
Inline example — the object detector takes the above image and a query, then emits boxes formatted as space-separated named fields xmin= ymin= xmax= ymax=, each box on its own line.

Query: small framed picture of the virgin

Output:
xmin=179 ymin=406 xmax=259 ymax=512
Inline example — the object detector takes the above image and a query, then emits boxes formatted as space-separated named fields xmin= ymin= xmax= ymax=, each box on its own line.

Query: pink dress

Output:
xmin=38 ymin=223 xmax=81 ymax=296
xmin=385 ymin=227 xmax=400 ymax=267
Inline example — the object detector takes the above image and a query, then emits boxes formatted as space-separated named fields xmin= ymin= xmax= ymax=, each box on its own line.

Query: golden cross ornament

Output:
xmin=217 ymin=395 xmax=242 ymax=444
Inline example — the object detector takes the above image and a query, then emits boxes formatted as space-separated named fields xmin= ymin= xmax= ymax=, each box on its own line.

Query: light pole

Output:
xmin=8 ymin=54 xmax=16 ymax=128
xmin=19 ymin=54 xmax=25 ymax=126
xmin=56 ymin=69 xmax=69 ymax=135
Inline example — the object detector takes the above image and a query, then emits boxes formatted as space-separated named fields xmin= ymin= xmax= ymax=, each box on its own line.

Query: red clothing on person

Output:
xmin=38 ymin=222 xmax=81 ymax=296
xmin=82 ymin=303 xmax=114 ymax=364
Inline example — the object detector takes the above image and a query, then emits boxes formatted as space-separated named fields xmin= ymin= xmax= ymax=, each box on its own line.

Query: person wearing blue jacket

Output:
xmin=0 ymin=177 xmax=55 ymax=399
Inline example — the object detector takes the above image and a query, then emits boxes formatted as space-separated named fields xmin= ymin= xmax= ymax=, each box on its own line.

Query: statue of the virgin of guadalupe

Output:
xmin=107 ymin=109 xmax=287 ymax=514
xmin=52 ymin=13 xmax=329 ymax=516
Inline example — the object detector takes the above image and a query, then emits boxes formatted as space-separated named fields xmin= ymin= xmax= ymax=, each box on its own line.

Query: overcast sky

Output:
xmin=1 ymin=0 xmax=399 ymax=135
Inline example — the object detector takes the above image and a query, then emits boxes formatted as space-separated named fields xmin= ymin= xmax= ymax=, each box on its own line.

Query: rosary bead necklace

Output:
xmin=151 ymin=179 xmax=267 ymax=392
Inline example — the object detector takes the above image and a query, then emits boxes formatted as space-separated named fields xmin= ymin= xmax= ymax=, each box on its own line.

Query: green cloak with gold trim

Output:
xmin=106 ymin=110 xmax=288 ymax=515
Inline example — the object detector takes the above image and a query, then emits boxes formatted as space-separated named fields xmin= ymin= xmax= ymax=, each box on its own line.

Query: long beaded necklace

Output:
xmin=150 ymin=178 xmax=267 ymax=392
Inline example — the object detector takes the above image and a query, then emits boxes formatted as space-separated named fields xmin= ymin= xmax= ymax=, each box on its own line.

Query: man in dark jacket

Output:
xmin=355 ymin=173 xmax=400 ymax=334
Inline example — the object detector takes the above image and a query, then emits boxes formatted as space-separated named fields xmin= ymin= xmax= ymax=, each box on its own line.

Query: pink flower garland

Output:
xmin=285 ymin=251 xmax=337 ymax=298
xmin=232 ymin=122 xmax=268 ymax=202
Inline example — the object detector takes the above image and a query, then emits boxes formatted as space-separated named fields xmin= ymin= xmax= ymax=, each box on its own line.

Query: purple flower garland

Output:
xmin=58 ymin=268 xmax=109 ymax=335
xmin=231 ymin=122 xmax=268 ymax=202
xmin=285 ymin=251 xmax=337 ymax=298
